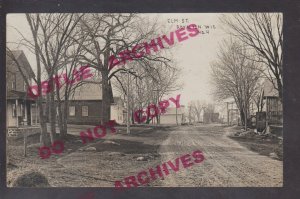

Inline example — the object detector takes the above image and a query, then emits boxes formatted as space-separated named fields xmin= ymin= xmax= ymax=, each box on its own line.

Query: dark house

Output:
xmin=63 ymin=82 xmax=115 ymax=125
xmin=263 ymin=80 xmax=283 ymax=125
xmin=256 ymin=79 xmax=282 ymax=133
xmin=203 ymin=112 xmax=219 ymax=123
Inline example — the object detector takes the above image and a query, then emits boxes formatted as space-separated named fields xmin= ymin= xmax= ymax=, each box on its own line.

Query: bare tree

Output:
xmin=203 ymin=103 xmax=216 ymax=123
xmin=211 ymin=39 xmax=262 ymax=129
xmin=189 ymin=100 xmax=206 ymax=122
xmin=55 ymin=55 xmax=91 ymax=139
xmin=113 ymin=59 xmax=182 ymax=124
xmin=76 ymin=14 xmax=177 ymax=124
xmin=187 ymin=103 xmax=196 ymax=124
xmin=24 ymin=14 xmax=84 ymax=142
xmin=11 ymin=14 xmax=49 ymax=145
xmin=251 ymin=83 xmax=265 ymax=113
xmin=221 ymin=13 xmax=283 ymax=101
xmin=8 ymin=14 xmax=85 ymax=143
xmin=52 ymin=20 xmax=93 ymax=139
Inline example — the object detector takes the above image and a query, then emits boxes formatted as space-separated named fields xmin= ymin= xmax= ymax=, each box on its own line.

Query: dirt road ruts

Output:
xmin=157 ymin=124 xmax=282 ymax=187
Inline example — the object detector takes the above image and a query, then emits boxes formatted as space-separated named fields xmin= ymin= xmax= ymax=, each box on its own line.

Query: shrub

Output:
xmin=12 ymin=171 xmax=50 ymax=187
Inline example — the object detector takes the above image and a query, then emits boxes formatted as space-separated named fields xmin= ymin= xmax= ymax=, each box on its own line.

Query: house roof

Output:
xmin=67 ymin=81 xmax=114 ymax=102
xmin=161 ymin=107 xmax=184 ymax=115
xmin=70 ymin=82 xmax=103 ymax=100
xmin=6 ymin=50 xmax=35 ymax=78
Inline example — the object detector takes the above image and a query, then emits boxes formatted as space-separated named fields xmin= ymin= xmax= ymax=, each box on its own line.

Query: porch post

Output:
xmin=35 ymin=102 xmax=38 ymax=124
xmin=24 ymin=101 xmax=27 ymax=122
xmin=16 ymin=99 xmax=19 ymax=127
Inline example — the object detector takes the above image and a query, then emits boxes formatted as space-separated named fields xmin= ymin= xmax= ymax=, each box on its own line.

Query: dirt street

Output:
xmin=157 ymin=124 xmax=283 ymax=187
xmin=7 ymin=124 xmax=282 ymax=187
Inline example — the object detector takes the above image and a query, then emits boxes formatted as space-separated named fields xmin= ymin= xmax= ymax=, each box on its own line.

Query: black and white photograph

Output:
xmin=6 ymin=13 xmax=283 ymax=188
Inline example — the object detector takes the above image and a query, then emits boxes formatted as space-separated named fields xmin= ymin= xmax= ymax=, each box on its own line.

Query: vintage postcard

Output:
xmin=6 ymin=13 xmax=283 ymax=188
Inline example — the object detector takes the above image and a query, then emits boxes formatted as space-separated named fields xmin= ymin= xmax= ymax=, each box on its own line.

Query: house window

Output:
xmin=82 ymin=106 xmax=88 ymax=117
xmin=69 ymin=106 xmax=75 ymax=116
xmin=12 ymin=104 xmax=17 ymax=117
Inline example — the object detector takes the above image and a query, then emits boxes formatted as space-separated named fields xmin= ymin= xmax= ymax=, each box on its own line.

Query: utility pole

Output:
xmin=227 ymin=102 xmax=229 ymax=126
xmin=35 ymin=103 xmax=38 ymax=124
xmin=244 ymin=93 xmax=247 ymax=131
xmin=120 ymin=70 xmax=130 ymax=134
xmin=157 ymin=90 xmax=160 ymax=125
xmin=121 ymin=69 xmax=136 ymax=135
xmin=265 ymin=96 xmax=268 ymax=133
xmin=188 ymin=105 xmax=191 ymax=124
xmin=126 ymin=70 xmax=130 ymax=134
xmin=176 ymin=106 xmax=178 ymax=125
xmin=152 ymin=88 xmax=161 ymax=125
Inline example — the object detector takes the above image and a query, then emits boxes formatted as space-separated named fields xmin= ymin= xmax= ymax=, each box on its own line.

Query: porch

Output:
xmin=7 ymin=126 xmax=41 ymax=137
xmin=7 ymin=90 xmax=40 ymax=137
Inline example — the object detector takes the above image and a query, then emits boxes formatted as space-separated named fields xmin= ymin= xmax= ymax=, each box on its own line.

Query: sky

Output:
xmin=6 ymin=13 xmax=228 ymax=114
xmin=151 ymin=13 xmax=226 ymax=106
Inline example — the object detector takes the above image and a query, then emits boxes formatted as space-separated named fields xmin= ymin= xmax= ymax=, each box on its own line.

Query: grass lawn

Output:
xmin=7 ymin=125 xmax=173 ymax=187
xmin=228 ymin=128 xmax=283 ymax=161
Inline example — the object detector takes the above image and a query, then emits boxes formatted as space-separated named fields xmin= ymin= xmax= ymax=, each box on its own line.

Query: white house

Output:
xmin=160 ymin=106 xmax=184 ymax=125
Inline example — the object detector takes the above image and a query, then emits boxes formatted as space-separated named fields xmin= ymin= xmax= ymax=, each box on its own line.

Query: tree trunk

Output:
xmin=131 ymin=110 xmax=135 ymax=125
xmin=57 ymin=100 xmax=65 ymax=139
xmin=240 ymin=109 xmax=245 ymax=127
xmin=276 ymin=75 xmax=283 ymax=102
xmin=62 ymin=100 xmax=69 ymax=137
xmin=26 ymin=14 xmax=48 ymax=146
xmin=101 ymin=70 xmax=111 ymax=124
xmin=55 ymin=74 xmax=68 ymax=139
xmin=244 ymin=106 xmax=247 ymax=130
xmin=55 ymin=86 xmax=65 ymax=139
xmin=45 ymin=94 xmax=50 ymax=122
xmin=38 ymin=99 xmax=48 ymax=146
xmin=49 ymin=82 xmax=57 ymax=143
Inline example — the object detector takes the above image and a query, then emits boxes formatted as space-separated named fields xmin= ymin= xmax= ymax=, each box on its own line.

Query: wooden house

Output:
xmin=263 ymin=79 xmax=283 ymax=125
xmin=6 ymin=50 xmax=36 ymax=127
xmin=160 ymin=106 xmax=184 ymax=125
xmin=61 ymin=81 xmax=123 ymax=125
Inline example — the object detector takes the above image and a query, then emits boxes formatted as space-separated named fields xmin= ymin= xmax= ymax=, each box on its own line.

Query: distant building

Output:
xmin=110 ymin=97 xmax=125 ymax=124
xmin=228 ymin=109 xmax=239 ymax=125
xmin=160 ymin=106 xmax=184 ymax=125
xmin=6 ymin=50 xmax=36 ymax=127
xmin=203 ymin=112 xmax=219 ymax=123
